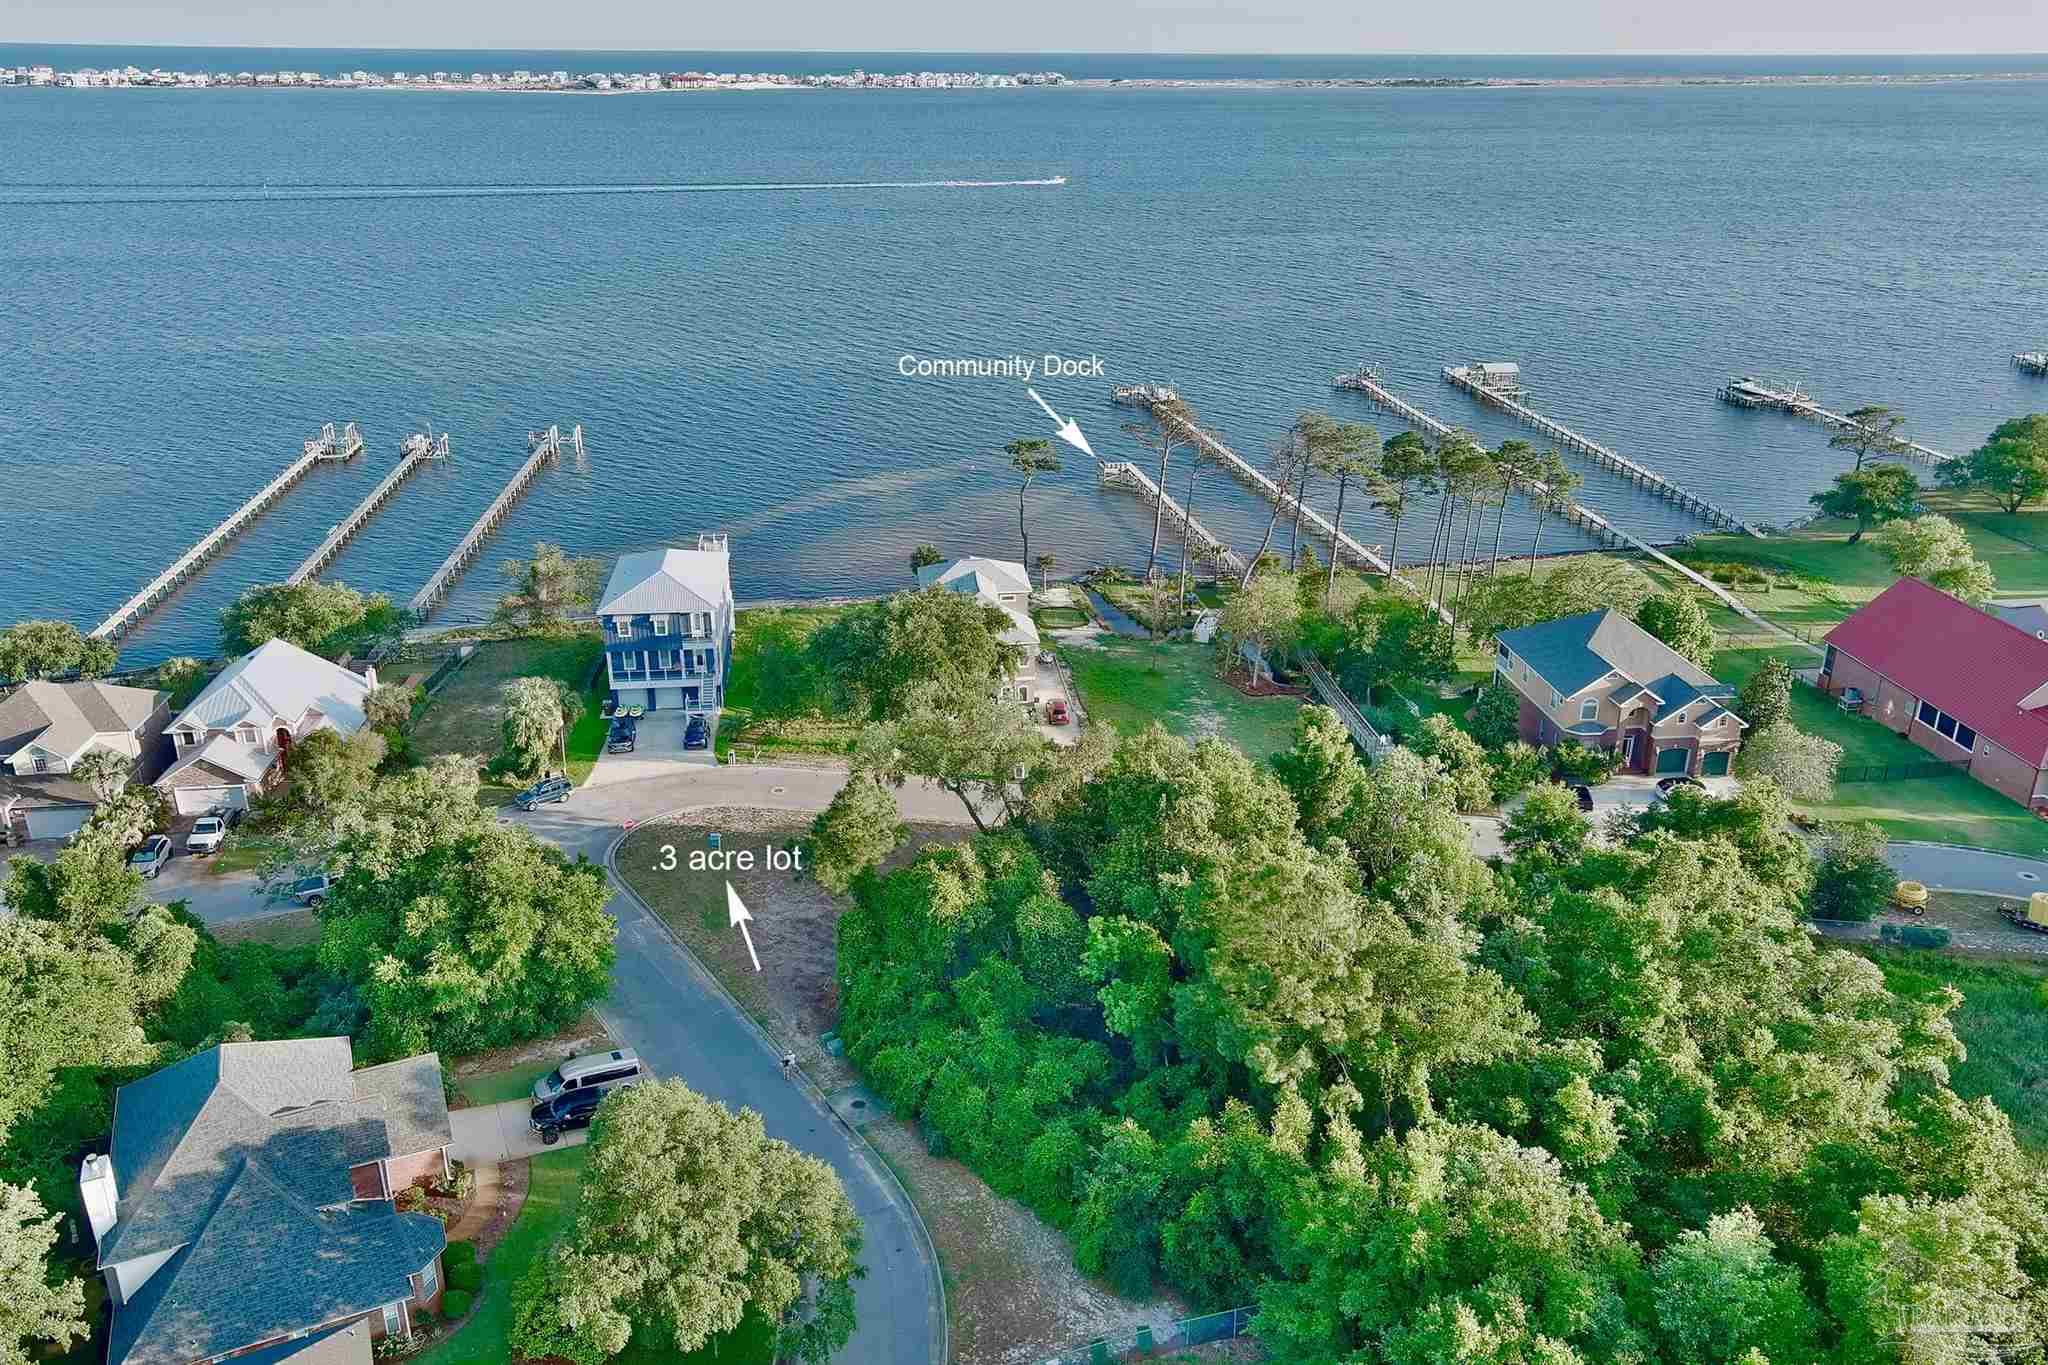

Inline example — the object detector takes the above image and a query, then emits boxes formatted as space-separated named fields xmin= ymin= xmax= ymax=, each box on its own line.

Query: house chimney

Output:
xmin=362 ymin=664 xmax=378 ymax=689
xmin=80 ymin=1153 xmax=118 ymax=1246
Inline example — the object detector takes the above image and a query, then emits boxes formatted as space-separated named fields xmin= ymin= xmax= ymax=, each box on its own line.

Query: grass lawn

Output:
xmin=1063 ymin=637 xmax=1301 ymax=761
xmin=1862 ymin=946 xmax=2048 ymax=1149
xmin=206 ymin=837 xmax=277 ymax=876
xmin=717 ymin=607 xmax=860 ymax=761
xmin=1712 ymin=645 xmax=2048 ymax=856
xmin=1031 ymin=605 xmax=1093 ymax=630
xmin=418 ymin=1144 xmax=772 ymax=1365
xmin=454 ymin=1063 xmax=553 ymax=1109
xmin=210 ymin=910 xmax=321 ymax=949
xmin=408 ymin=633 xmax=607 ymax=792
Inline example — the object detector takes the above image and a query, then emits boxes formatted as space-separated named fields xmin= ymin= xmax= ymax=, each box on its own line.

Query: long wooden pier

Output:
xmin=407 ymin=425 xmax=577 ymax=617
xmin=2017 ymin=352 xmax=2048 ymax=377
xmin=1442 ymin=365 xmax=1763 ymax=537
xmin=1717 ymin=376 xmax=1951 ymax=464
xmin=1337 ymin=370 xmax=1820 ymax=657
xmin=1097 ymin=460 xmax=1248 ymax=580
xmin=286 ymin=432 xmax=449 ymax=587
xmin=91 ymin=422 xmax=364 ymax=641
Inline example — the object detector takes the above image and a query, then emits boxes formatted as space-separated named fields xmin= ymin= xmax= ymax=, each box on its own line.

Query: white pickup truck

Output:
xmin=185 ymin=816 xmax=227 ymax=857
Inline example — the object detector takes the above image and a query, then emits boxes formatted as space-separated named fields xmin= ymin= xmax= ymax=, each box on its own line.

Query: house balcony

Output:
xmin=609 ymin=667 xmax=714 ymax=684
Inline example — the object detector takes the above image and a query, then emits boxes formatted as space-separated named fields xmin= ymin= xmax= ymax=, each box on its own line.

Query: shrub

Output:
xmin=439 ymin=1289 xmax=474 ymax=1321
xmin=443 ymin=1239 xmax=479 ymax=1275
xmin=1407 ymin=714 xmax=1494 ymax=813
xmin=1808 ymin=821 xmax=1895 ymax=922
xmin=1553 ymin=741 xmax=1618 ymax=786
xmin=1879 ymin=923 xmax=1952 ymax=950
xmin=444 ymin=1242 xmax=484 ymax=1294
xmin=1469 ymin=685 xmax=1522 ymax=750
xmin=1487 ymin=741 xmax=1547 ymax=803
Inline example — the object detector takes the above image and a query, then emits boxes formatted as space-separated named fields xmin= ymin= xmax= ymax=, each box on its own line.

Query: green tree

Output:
xmin=513 ymin=1080 xmax=863 ymax=1365
xmin=69 ymin=748 xmax=135 ymax=802
xmin=1311 ymin=420 xmax=1381 ymax=610
xmin=1523 ymin=448 xmax=1582 ymax=573
xmin=255 ymin=728 xmax=384 ymax=829
xmin=1326 ymin=593 xmax=1454 ymax=706
xmin=0 ymin=620 xmax=115 ymax=682
xmin=1406 ymin=714 xmax=1493 ymax=813
xmin=1808 ymin=821 xmax=1895 ymax=923
xmin=1873 ymin=514 xmax=1997 ymax=603
xmin=0 ymin=1181 xmax=90 ymax=1365
xmin=1373 ymin=429 xmax=1436 ymax=582
xmin=1124 ymin=397 xmax=1200 ymax=578
xmin=1215 ymin=571 xmax=1301 ymax=683
xmin=1824 ymin=1193 xmax=2029 ymax=1365
xmin=1736 ymin=721 xmax=1842 ymax=802
xmin=1486 ymin=740 xmax=1548 ymax=803
xmin=909 ymin=543 xmax=944 ymax=583
xmin=1501 ymin=783 xmax=1590 ymax=865
xmin=1630 ymin=780 xmax=1814 ymax=901
xmin=498 ymin=675 xmax=583 ymax=778
xmin=857 ymin=679 xmax=1043 ymax=832
xmin=1469 ymin=684 xmax=1522 ymax=749
xmin=1634 ymin=590 xmax=1716 ymax=666
xmin=1737 ymin=657 xmax=1796 ymax=731
xmin=1829 ymin=403 xmax=1911 ymax=472
xmin=220 ymin=580 xmax=384 ymax=655
xmin=1460 ymin=556 xmax=1654 ymax=648
xmin=362 ymin=681 xmax=415 ymax=734
xmin=0 ymin=915 xmax=156 ymax=1147
xmin=1272 ymin=705 xmax=1368 ymax=845
xmin=1651 ymin=1208 xmax=1818 ymax=1365
xmin=153 ymin=655 xmax=209 ymax=706
xmin=1809 ymin=464 xmax=1920 ymax=544
xmin=495 ymin=542 xmax=606 ymax=633
xmin=1005 ymin=437 xmax=1062 ymax=575
xmin=1941 ymin=413 xmax=2048 ymax=513
xmin=317 ymin=811 xmax=617 ymax=1060
xmin=805 ymin=590 xmax=1020 ymax=722
xmin=803 ymin=773 xmax=906 ymax=894
xmin=1035 ymin=551 xmax=1056 ymax=592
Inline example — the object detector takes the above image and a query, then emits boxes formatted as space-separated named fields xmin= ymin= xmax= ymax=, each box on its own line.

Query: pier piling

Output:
xmin=406 ymin=425 xmax=576 ymax=618
xmin=1717 ymin=376 xmax=1951 ymax=465
xmin=2016 ymin=352 xmax=2048 ymax=378
xmin=90 ymin=422 xmax=364 ymax=641
xmin=1442 ymin=364 xmax=1762 ymax=537
xmin=285 ymin=431 xmax=448 ymax=587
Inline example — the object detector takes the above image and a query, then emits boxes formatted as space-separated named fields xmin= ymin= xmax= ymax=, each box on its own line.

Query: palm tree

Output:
xmin=1375 ymin=430 xmax=1433 ymax=581
xmin=910 ymin=543 xmax=943 ymax=584
xmin=1004 ymin=437 xmax=1062 ymax=573
xmin=1034 ymin=552 xmax=1056 ymax=592
xmin=1526 ymin=449 xmax=1582 ymax=572
xmin=1314 ymin=421 xmax=1381 ymax=610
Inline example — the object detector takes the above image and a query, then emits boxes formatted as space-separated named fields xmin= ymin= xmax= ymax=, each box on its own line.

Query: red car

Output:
xmin=1044 ymin=699 xmax=1071 ymax=725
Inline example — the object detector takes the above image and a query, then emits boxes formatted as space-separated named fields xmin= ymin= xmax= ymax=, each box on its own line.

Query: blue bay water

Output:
xmin=3 ymin=60 xmax=2047 ymax=663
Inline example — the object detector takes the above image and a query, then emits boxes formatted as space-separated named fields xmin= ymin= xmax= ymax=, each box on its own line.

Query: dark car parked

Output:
xmin=1569 ymin=783 xmax=1595 ymax=812
xmin=606 ymin=719 xmax=637 ymax=754
xmin=684 ymin=716 xmax=710 ymax=750
xmin=529 ymin=1086 xmax=607 ymax=1144
xmin=1656 ymin=775 xmax=1705 ymax=794
xmin=514 ymin=776 xmax=573 ymax=811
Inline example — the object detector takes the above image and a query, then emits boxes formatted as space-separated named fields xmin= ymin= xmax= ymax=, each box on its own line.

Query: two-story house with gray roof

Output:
xmin=597 ymin=536 xmax=734 ymax=714
xmin=0 ymin=678 xmax=170 ymax=842
xmin=1492 ymin=608 xmax=1747 ymax=777
xmin=81 ymin=1039 xmax=452 ymax=1365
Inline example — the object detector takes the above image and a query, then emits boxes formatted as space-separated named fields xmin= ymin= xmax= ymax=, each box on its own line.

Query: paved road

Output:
xmin=508 ymin=760 xmax=969 ymax=1365
xmin=1886 ymin=841 xmax=2048 ymax=899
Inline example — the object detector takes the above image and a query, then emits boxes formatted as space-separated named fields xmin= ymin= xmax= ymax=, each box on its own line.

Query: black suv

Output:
xmin=606 ymin=718 xmax=637 ymax=754
xmin=529 ymin=1087 xmax=606 ymax=1144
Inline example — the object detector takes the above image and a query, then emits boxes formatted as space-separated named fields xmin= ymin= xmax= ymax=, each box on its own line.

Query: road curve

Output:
xmin=509 ymin=762 xmax=970 ymax=1365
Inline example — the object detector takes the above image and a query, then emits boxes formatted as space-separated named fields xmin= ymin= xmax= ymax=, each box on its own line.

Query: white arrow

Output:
xmin=725 ymin=881 xmax=761 ymax=972
xmin=1026 ymin=386 xmax=1097 ymax=461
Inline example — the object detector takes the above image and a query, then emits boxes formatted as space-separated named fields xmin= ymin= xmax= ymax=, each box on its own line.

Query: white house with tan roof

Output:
xmin=154 ymin=638 xmax=376 ymax=814
xmin=0 ymin=679 xmax=171 ymax=841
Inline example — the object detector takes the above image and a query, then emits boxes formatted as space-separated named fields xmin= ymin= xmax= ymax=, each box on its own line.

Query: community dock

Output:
xmin=286 ymin=431 xmax=449 ymax=587
xmin=1336 ymin=369 xmax=1820 ymax=656
xmin=1096 ymin=460 xmax=1248 ymax=580
xmin=407 ymin=425 xmax=578 ymax=617
xmin=90 ymin=422 xmax=364 ymax=641
xmin=1443 ymin=363 xmax=1763 ymax=537
xmin=2017 ymin=352 xmax=2048 ymax=377
xmin=1717 ymin=375 xmax=1951 ymax=464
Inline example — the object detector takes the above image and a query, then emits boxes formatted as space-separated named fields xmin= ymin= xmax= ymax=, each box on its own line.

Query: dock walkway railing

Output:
xmin=286 ymin=433 xmax=447 ymax=586
xmin=1097 ymin=460 xmax=1247 ymax=580
xmin=91 ymin=422 xmax=364 ymax=640
xmin=1442 ymin=366 xmax=1763 ymax=537
xmin=1717 ymin=377 xmax=1951 ymax=465
xmin=407 ymin=425 xmax=577 ymax=617
xmin=1336 ymin=369 xmax=1823 ymax=660
xmin=1304 ymin=659 xmax=1393 ymax=758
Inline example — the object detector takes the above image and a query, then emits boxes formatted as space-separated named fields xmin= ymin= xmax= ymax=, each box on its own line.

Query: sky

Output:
xmin=3 ymin=0 xmax=2045 ymax=54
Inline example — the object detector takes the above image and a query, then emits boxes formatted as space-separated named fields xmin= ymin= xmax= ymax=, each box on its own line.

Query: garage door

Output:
xmin=655 ymin=688 xmax=685 ymax=711
xmin=1655 ymin=746 xmax=1691 ymax=775
xmin=23 ymin=805 xmax=92 ymax=841
xmin=174 ymin=785 xmax=247 ymax=816
xmin=1701 ymin=750 xmax=1731 ymax=777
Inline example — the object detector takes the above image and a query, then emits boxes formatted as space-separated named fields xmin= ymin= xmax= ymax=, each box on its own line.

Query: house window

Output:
xmin=653 ymin=615 xmax=669 ymax=636
xmin=31 ymin=755 xmax=47 ymax=773
xmin=382 ymin=1305 xmax=401 ymax=1336
xmin=1956 ymin=722 xmax=1978 ymax=750
xmin=1550 ymin=691 xmax=1562 ymax=709
xmin=1914 ymin=700 xmax=1977 ymax=752
xmin=1578 ymin=699 xmax=1598 ymax=722
xmin=613 ymin=618 xmax=633 ymax=639
xmin=419 ymin=1260 xmax=439 ymax=1298
xmin=240 ymin=726 xmax=257 ymax=744
xmin=1917 ymin=700 xmax=1938 ymax=727
xmin=698 ymin=612 xmax=712 ymax=635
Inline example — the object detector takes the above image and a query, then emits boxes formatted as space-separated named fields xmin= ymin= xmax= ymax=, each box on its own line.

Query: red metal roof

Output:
xmin=1824 ymin=576 xmax=2048 ymax=767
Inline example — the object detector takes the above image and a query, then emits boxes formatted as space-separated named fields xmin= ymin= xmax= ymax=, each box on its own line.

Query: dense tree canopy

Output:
xmin=801 ymin=589 xmax=1021 ymax=721
xmin=0 ymin=1181 xmax=89 ymax=1365
xmin=495 ymin=541 xmax=607 ymax=633
xmin=1942 ymin=413 xmax=2048 ymax=513
xmin=219 ymin=580 xmax=396 ymax=656
xmin=1634 ymin=590 xmax=1716 ymax=666
xmin=1459 ymin=557 xmax=1654 ymax=648
xmin=1809 ymin=464 xmax=1920 ymax=544
xmin=0 ymin=619 xmax=115 ymax=683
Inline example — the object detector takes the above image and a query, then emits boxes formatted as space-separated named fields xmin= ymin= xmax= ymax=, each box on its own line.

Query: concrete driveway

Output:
xmin=142 ymin=854 xmax=294 ymax=925
xmin=585 ymin=711 xmax=718 ymax=786
xmin=448 ymin=1098 xmax=584 ymax=1163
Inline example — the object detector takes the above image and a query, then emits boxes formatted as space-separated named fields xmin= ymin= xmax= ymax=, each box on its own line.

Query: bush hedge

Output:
xmin=440 ymin=1289 xmax=474 ymax=1321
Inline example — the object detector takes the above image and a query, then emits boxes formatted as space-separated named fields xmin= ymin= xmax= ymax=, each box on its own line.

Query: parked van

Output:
xmin=532 ymin=1048 xmax=645 ymax=1102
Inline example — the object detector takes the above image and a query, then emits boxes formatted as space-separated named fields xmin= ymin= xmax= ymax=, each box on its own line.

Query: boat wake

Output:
xmin=0 ymin=175 xmax=1071 ymax=206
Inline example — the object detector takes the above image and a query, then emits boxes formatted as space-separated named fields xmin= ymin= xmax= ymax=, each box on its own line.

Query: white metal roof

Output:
xmin=170 ymin=638 xmax=371 ymax=737
xmin=598 ymin=546 xmax=733 ymax=617
xmin=917 ymin=556 xmax=1032 ymax=599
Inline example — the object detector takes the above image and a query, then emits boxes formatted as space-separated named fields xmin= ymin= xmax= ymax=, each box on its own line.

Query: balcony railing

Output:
xmin=610 ymin=667 xmax=712 ymax=684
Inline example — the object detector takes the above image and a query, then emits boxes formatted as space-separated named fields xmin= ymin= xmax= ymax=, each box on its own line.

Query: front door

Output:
xmin=1656 ymin=745 xmax=1690 ymax=775
xmin=1622 ymin=732 xmax=1640 ymax=771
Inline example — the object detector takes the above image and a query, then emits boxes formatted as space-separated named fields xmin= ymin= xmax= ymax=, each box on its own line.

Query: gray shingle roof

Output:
xmin=229 ymin=1320 xmax=371 ymax=1365
xmin=102 ymin=1040 xmax=452 ymax=1365
xmin=0 ymin=679 xmax=165 ymax=764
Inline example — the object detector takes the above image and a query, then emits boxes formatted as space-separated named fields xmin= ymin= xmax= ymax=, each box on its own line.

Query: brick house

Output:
xmin=153 ymin=639 xmax=375 ymax=816
xmin=1821 ymin=576 xmax=2048 ymax=812
xmin=1493 ymin=608 xmax=1748 ymax=777
xmin=82 ymin=1039 xmax=452 ymax=1365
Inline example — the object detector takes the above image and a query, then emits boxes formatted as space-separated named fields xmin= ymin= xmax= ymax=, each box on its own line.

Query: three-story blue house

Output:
xmin=595 ymin=536 xmax=735 ymax=714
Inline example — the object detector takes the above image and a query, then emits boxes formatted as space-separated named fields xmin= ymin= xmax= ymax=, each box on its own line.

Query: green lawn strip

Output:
xmin=1062 ymin=638 xmax=1301 ymax=761
xmin=1031 ymin=606 xmax=1093 ymax=630
xmin=718 ymin=607 xmax=860 ymax=760
xmin=1859 ymin=946 xmax=2048 ymax=1149
xmin=207 ymin=838 xmax=278 ymax=876
xmin=209 ymin=910 xmax=321 ymax=949
xmin=409 ymin=634 xmax=605 ymax=768
xmin=455 ymin=1063 xmax=552 ymax=1109
xmin=421 ymin=1145 xmax=770 ymax=1365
